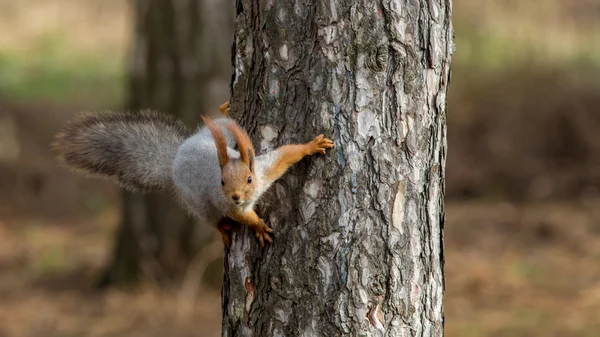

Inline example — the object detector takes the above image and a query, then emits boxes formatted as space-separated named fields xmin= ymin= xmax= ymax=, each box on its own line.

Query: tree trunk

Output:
xmin=223 ymin=0 xmax=453 ymax=336
xmin=101 ymin=0 xmax=235 ymax=286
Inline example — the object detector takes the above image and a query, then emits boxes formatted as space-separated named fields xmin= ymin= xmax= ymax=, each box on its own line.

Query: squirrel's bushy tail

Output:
xmin=53 ymin=111 xmax=193 ymax=192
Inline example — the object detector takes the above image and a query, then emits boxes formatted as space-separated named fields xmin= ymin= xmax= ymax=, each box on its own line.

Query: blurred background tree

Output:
xmin=0 ymin=0 xmax=599 ymax=336
xmin=99 ymin=0 xmax=235 ymax=287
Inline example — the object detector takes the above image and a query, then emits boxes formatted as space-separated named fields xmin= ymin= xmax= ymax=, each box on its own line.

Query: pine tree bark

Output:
xmin=101 ymin=0 xmax=235 ymax=286
xmin=223 ymin=0 xmax=453 ymax=336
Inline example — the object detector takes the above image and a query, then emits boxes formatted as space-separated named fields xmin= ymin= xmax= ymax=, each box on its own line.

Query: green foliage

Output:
xmin=85 ymin=193 xmax=111 ymax=215
xmin=39 ymin=246 xmax=69 ymax=274
xmin=452 ymin=0 xmax=600 ymax=72
xmin=0 ymin=32 xmax=125 ymax=107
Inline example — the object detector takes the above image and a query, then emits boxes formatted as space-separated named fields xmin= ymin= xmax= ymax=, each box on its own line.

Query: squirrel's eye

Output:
xmin=221 ymin=178 xmax=225 ymax=186
xmin=247 ymin=176 xmax=252 ymax=184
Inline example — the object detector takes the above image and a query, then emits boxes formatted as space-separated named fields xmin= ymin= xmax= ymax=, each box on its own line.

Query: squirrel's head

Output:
xmin=221 ymin=157 xmax=256 ymax=206
xmin=202 ymin=116 xmax=257 ymax=207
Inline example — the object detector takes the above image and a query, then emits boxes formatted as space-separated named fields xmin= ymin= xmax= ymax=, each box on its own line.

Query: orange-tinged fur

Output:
xmin=221 ymin=120 xmax=255 ymax=168
xmin=228 ymin=209 xmax=273 ymax=247
xmin=217 ymin=217 xmax=235 ymax=248
xmin=53 ymin=98 xmax=333 ymax=248
xmin=202 ymin=112 xmax=272 ymax=246
xmin=204 ymin=103 xmax=333 ymax=248
xmin=265 ymin=134 xmax=334 ymax=183
xmin=201 ymin=116 xmax=229 ymax=169
xmin=202 ymin=115 xmax=258 ymax=207
xmin=219 ymin=101 xmax=230 ymax=116
xmin=220 ymin=160 xmax=255 ymax=205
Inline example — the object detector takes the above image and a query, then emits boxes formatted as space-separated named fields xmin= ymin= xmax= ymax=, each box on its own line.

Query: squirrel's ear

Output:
xmin=221 ymin=119 xmax=255 ymax=168
xmin=201 ymin=115 xmax=229 ymax=169
xmin=247 ymin=148 xmax=254 ymax=173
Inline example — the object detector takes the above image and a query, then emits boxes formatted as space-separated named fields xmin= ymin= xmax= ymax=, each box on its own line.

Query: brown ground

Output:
xmin=1 ymin=0 xmax=600 ymax=336
xmin=2 ymin=200 xmax=600 ymax=337
xmin=0 ymin=212 xmax=222 ymax=337
xmin=4 ymin=101 xmax=598 ymax=336
xmin=445 ymin=201 xmax=600 ymax=337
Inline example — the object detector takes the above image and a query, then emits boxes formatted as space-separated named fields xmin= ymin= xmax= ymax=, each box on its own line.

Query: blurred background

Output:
xmin=0 ymin=0 xmax=599 ymax=336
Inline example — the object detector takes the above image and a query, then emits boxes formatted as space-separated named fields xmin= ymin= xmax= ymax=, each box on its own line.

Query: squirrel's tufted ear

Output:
xmin=247 ymin=148 xmax=254 ymax=173
xmin=201 ymin=115 xmax=229 ymax=170
xmin=222 ymin=119 xmax=255 ymax=170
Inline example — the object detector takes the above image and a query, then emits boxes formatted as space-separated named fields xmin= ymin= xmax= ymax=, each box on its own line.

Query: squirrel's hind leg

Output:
xmin=216 ymin=216 xmax=235 ymax=248
xmin=219 ymin=101 xmax=230 ymax=116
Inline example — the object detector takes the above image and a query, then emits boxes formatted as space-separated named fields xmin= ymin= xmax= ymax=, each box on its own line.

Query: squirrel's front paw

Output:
xmin=252 ymin=221 xmax=273 ymax=247
xmin=308 ymin=134 xmax=334 ymax=155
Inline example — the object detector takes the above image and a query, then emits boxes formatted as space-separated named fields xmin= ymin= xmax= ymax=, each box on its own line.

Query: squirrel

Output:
xmin=52 ymin=101 xmax=334 ymax=247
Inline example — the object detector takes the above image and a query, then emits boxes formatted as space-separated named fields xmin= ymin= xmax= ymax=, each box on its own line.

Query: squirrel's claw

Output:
xmin=309 ymin=134 xmax=335 ymax=155
xmin=256 ymin=231 xmax=273 ymax=247
xmin=260 ymin=230 xmax=273 ymax=246
xmin=252 ymin=222 xmax=273 ymax=247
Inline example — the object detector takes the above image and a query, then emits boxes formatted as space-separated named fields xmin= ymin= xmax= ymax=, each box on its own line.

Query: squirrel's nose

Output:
xmin=232 ymin=194 xmax=240 ymax=201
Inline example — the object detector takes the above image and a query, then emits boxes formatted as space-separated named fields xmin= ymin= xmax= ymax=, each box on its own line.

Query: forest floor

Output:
xmin=0 ymin=209 xmax=222 ymax=337
xmin=1 ymin=0 xmax=600 ymax=336
xmin=1 ymin=200 xmax=600 ymax=337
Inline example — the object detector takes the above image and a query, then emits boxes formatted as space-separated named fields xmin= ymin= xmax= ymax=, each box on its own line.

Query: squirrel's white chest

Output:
xmin=237 ymin=201 xmax=256 ymax=214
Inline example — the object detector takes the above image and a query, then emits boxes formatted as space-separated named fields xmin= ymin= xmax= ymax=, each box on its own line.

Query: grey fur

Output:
xmin=173 ymin=119 xmax=281 ymax=224
xmin=54 ymin=112 xmax=284 ymax=228
xmin=53 ymin=110 xmax=193 ymax=192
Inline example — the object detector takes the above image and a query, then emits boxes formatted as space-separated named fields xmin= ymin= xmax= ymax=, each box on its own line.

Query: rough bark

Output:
xmin=101 ymin=0 xmax=235 ymax=286
xmin=223 ymin=0 xmax=453 ymax=336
